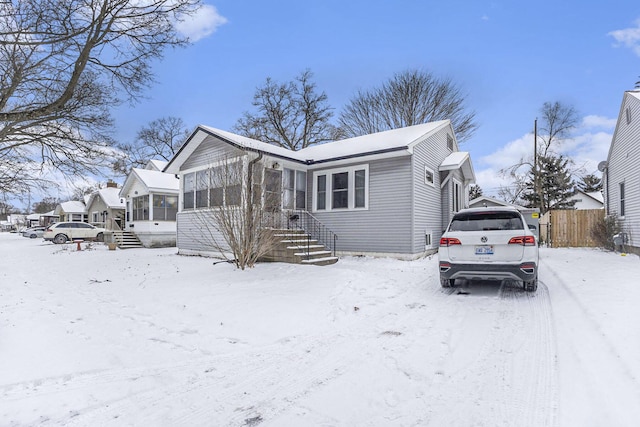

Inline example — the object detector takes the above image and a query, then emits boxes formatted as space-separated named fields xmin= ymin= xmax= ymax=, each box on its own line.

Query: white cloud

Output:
xmin=581 ymin=115 xmax=617 ymax=129
xmin=175 ymin=4 xmax=227 ymax=42
xmin=481 ymin=15 xmax=489 ymax=21
xmin=608 ymin=18 xmax=640 ymax=56
xmin=474 ymin=118 xmax=614 ymax=198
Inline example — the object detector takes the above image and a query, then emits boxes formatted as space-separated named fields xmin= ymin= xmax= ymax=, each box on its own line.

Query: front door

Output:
xmin=264 ymin=169 xmax=282 ymax=212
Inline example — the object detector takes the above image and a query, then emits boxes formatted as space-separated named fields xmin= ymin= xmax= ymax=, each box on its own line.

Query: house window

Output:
xmin=317 ymin=175 xmax=326 ymax=210
xmin=332 ymin=172 xmax=349 ymax=209
xmin=620 ymin=182 xmax=625 ymax=216
xmin=626 ymin=107 xmax=632 ymax=125
xmin=183 ymin=172 xmax=195 ymax=209
xmin=283 ymin=168 xmax=306 ymax=210
xmin=314 ymin=165 xmax=369 ymax=212
xmin=354 ymin=170 xmax=366 ymax=208
xmin=425 ymin=166 xmax=435 ymax=187
xmin=296 ymin=170 xmax=307 ymax=209
xmin=92 ymin=211 xmax=100 ymax=223
xmin=452 ymin=179 xmax=463 ymax=213
xmin=132 ymin=195 xmax=149 ymax=221
xmin=196 ymin=170 xmax=209 ymax=208
xmin=447 ymin=134 xmax=454 ymax=151
xmin=425 ymin=232 xmax=433 ymax=249
xmin=153 ymin=195 xmax=178 ymax=221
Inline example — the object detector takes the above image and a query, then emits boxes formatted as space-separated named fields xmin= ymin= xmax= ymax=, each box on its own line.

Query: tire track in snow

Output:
xmin=541 ymin=260 xmax=640 ymax=425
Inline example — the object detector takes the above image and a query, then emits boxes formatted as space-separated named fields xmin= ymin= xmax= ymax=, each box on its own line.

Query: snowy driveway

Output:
xmin=1 ymin=233 xmax=640 ymax=426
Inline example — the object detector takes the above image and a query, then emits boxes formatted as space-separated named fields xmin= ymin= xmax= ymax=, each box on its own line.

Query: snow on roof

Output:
xmin=90 ymin=187 xmax=125 ymax=209
xmin=439 ymin=151 xmax=469 ymax=170
xmin=134 ymin=168 xmax=179 ymax=191
xmin=200 ymin=121 xmax=450 ymax=164
xmin=59 ymin=200 xmax=86 ymax=214
xmin=26 ymin=213 xmax=40 ymax=220
xmin=628 ymin=91 xmax=640 ymax=101
xmin=146 ymin=159 xmax=169 ymax=171
xmin=297 ymin=121 xmax=449 ymax=162
xmin=200 ymin=126 xmax=302 ymax=161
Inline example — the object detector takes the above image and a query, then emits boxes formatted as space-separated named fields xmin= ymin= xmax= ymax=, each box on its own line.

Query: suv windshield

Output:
xmin=449 ymin=211 xmax=524 ymax=232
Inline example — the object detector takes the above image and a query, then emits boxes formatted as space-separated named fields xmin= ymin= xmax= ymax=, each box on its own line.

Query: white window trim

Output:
xmin=424 ymin=166 xmax=435 ymax=187
xmin=425 ymin=231 xmax=434 ymax=249
xmin=312 ymin=164 xmax=369 ymax=212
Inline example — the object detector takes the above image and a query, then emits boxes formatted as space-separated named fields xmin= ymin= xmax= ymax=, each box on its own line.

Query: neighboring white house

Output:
xmin=164 ymin=120 xmax=476 ymax=260
xmin=603 ymin=90 xmax=640 ymax=254
xmin=119 ymin=164 xmax=180 ymax=248
xmin=567 ymin=190 xmax=604 ymax=210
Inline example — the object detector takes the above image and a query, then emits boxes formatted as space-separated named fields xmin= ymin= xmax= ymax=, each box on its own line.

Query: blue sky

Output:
xmin=110 ymin=1 xmax=640 ymax=197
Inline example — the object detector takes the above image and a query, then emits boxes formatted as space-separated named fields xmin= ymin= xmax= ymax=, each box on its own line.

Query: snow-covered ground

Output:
xmin=1 ymin=232 xmax=640 ymax=426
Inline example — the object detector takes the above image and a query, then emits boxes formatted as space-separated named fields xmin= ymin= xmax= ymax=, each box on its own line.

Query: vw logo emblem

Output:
xmin=481 ymin=236 xmax=488 ymax=243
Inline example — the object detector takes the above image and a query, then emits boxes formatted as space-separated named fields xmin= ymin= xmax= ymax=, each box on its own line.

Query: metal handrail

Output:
xmin=265 ymin=209 xmax=338 ymax=257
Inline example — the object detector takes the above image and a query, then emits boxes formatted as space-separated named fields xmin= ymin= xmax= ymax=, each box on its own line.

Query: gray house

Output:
xmin=603 ymin=90 xmax=640 ymax=254
xmin=164 ymin=120 xmax=475 ymax=260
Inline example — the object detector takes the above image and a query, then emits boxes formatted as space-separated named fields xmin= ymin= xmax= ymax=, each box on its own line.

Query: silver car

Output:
xmin=22 ymin=226 xmax=46 ymax=239
xmin=43 ymin=222 xmax=106 ymax=244
xmin=438 ymin=207 xmax=539 ymax=292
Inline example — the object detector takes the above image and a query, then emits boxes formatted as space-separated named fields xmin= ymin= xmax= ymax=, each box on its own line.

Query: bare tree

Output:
xmin=184 ymin=155 xmax=281 ymax=269
xmin=537 ymin=101 xmax=579 ymax=157
xmin=337 ymin=69 xmax=478 ymax=142
xmin=0 ymin=0 xmax=201 ymax=195
xmin=114 ymin=116 xmax=190 ymax=175
xmin=499 ymin=101 xmax=579 ymax=209
xmin=233 ymin=70 xmax=335 ymax=151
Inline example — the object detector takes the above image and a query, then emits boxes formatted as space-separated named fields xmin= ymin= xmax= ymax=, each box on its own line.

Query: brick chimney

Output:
xmin=106 ymin=180 xmax=117 ymax=188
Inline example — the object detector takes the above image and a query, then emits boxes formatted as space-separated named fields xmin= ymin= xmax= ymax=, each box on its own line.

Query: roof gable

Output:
xmin=120 ymin=168 xmax=180 ymax=196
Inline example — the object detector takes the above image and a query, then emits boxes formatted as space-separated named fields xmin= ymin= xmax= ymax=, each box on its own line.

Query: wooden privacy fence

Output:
xmin=550 ymin=209 xmax=604 ymax=247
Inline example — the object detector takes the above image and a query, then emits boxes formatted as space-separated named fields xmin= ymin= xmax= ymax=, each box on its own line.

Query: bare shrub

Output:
xmin=590 ymin=215 xmax=621 ymax=251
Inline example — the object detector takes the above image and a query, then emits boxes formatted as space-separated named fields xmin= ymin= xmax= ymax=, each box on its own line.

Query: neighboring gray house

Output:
xmin=119 ymin=163 xmax=179 ymax=247
xmin=164 ymin=120 xmax=475 ymax=260
xmin=603 ymin=90 xmax=640 ymax=254
xmin=85 ymin=184 xmax=126 ymax=230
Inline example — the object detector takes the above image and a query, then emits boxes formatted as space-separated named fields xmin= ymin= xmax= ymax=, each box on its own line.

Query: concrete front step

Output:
xmin=301 ymin=256 xmax=339 ymax=266
xmin=111 ymin=231 xmax=143 ymax=249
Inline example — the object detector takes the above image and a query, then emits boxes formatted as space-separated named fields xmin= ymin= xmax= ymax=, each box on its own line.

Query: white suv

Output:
xmin=438 ymin=207 xmax=539 ymax=292
xmin=43 ymin=222 xmax=106 ymax=244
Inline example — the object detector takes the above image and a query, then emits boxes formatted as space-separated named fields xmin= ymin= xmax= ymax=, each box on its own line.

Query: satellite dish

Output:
xmin=597 ymin=161 xmax=608 ymax=172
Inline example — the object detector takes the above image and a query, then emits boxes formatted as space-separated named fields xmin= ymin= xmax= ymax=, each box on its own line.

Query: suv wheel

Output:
xmin=96 ymin=232 xmax=104 ymax=242
xmin=440 ymin=276 xmax=454 ymax=288
xmin=524 ymin=277 xmax=538 ymax=292
xmin=53 ymin=233 xmax=68 ymax=244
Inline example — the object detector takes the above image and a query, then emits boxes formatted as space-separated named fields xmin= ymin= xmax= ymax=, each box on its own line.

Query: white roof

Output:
xmin=87 ymin=187 xmax=125 ymax=209
xmin=146 ymin=159 xmax=169 ymax=171
xmin=135 ymin=168 xmax=179 ymax=191
xmin=297 ymin=121 xmax=449 ymax=162
xmin=57 ymin=200 xmax=86 ymax=214
xmin=167 ymin=121 xmax=453 ymax=173
xmin=439 ymin=151 xmax=475 ymax=182
xmin=26 ymin=213 xmax=40 ymax=220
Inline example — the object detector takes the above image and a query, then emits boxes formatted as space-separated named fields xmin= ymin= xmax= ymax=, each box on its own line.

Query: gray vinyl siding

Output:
xmin=411 ymin=129 xmax=455 ymax=254
xmin=181 ymin=135 xmax=244 ymax=171
xmin=177 ymin=210 xmax=230 ymax=254
xmin=309 ymin=156 xmax=413 ymax=254
xmin=608 ymin=92 xmax=640 ymax=250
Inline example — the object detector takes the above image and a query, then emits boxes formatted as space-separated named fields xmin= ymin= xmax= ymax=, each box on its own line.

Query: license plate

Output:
xmin=475 ymin=245 xmax=494 ymax=255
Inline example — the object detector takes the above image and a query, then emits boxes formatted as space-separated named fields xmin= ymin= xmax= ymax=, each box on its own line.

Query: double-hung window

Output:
xmin=283 ymin=168 xmax=307 ymax=210
xmin=183 ymin=173 xmax=195 ymax=209
xmin=313 ymin=165 xmax=369 ymax=212
xmin=620 ymin=182 xmax=625 ymax=216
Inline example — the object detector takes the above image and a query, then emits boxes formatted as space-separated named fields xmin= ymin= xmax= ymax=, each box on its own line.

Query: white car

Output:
xmin=438 ymin=207 xmax=539 ymax=292
xmin=43 ymin=222 xmax=106 ymax=244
